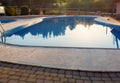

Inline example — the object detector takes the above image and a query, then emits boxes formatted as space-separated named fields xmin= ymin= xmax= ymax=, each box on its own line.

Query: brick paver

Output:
xmin=0 ymin=61 xmax=120 ymax=83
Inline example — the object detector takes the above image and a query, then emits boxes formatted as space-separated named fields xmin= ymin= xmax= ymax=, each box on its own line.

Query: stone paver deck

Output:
xmin=0 ymin=61 xmax=120 ymax=83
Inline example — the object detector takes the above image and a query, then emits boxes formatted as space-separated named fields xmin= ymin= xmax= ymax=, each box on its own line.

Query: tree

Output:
xmin=21 ymin=6 xmax=29 ymax=15
xmin=66 ymin=0 xmax=114 ymax=12
xmin=5 ymin=6 xmax=17 ymax=16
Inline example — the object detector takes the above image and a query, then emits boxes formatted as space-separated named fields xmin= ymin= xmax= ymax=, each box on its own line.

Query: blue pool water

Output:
xmin=3 ymin=16 xmax=120 ymax=49
xmin=0 ymin=20 xmax=15 ymax=23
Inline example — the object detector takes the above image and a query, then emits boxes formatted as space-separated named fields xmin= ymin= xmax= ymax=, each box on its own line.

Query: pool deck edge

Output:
xmin=0 ymin=45 xmax=120 ymax=72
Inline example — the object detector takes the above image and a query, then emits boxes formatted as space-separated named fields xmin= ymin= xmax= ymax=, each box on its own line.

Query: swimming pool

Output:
xmin=0 ymin=19 xmax=16 ymax=23
xmin=2 ymin=16 xmax=120 ymax=49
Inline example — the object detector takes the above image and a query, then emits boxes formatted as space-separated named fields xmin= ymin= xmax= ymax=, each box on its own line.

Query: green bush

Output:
xmin=45 ymin=10 xmax=63 ymax=15
xmin=31 ymin=8 xmax=40 ymax=15
xmin=21 ymin=6 xmax=29 ymax=15
xmin=5 ymin=6 xmax=18 ymax=16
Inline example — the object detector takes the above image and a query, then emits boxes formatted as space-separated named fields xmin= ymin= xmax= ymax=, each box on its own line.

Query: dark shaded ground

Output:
xmin=0 ymin=61 xmax=120 ymax=83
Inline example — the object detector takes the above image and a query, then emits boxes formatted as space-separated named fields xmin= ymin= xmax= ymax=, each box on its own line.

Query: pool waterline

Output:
xmin=2 ymin=16 xmax=120 ymax=49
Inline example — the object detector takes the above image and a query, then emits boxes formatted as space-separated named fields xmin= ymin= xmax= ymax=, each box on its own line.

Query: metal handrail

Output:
xmin=0 ymin=22 xmax=5 ymax=33
xmin=0 ymin=22 xmax=6 ymax=44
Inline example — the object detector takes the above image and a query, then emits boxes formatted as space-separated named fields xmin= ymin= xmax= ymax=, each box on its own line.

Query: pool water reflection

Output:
xmin=4 ymin=16 xmax=120 ymax=49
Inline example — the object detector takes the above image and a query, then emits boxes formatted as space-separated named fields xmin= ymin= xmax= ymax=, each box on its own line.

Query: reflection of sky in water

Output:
xmin=5 ymin=17 xmax=120 ymax=49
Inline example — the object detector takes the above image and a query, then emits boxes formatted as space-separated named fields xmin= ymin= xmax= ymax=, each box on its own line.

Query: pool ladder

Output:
xmin=0 ymin=22 xmax=6 ymax=44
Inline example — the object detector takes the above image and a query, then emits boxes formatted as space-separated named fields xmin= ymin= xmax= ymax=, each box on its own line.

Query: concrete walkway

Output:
xmin=2 ymin=17 xmax=44 ymax=32
xmin=0 ymin=45 xmax=120 ymax=72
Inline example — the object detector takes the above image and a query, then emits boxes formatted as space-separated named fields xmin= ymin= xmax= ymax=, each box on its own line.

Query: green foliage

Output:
xmin=30 ymin=8 xmax=40 ymax=15
xmin=20 ymin=6 xmax=29 ymax=15
xmin=45 ymin=10 xmax=63 ymax=15
xmin=1 ymin=0 xmax=115 ymax=15
xmin=5 ymin=6 xmax=18 ymax=16
xmin=66 ymin=0 xmax=114 ymax=12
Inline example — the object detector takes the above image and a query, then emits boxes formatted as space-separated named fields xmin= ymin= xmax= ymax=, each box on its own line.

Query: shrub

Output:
xmin=5 ymin=6 xmax=18 ymax=16
xmin=30 ymin=8 xmax=40 ymax=15
xmin=21 ymin=6 xmax=29 ymax=15
xmin=45 ymin=10 xmax=63 ymax=15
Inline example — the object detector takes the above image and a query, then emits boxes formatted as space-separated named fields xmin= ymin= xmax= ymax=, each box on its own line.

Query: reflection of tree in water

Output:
xmin=111 ymin=29 xmax=120 ymax=40
xmin=13 ymin=17 xmax=95 ymax=39
xmin=95 ymin=21 xmax=120 ymax=49
xmin=111 ymin=29 xmax=120 ymax=49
